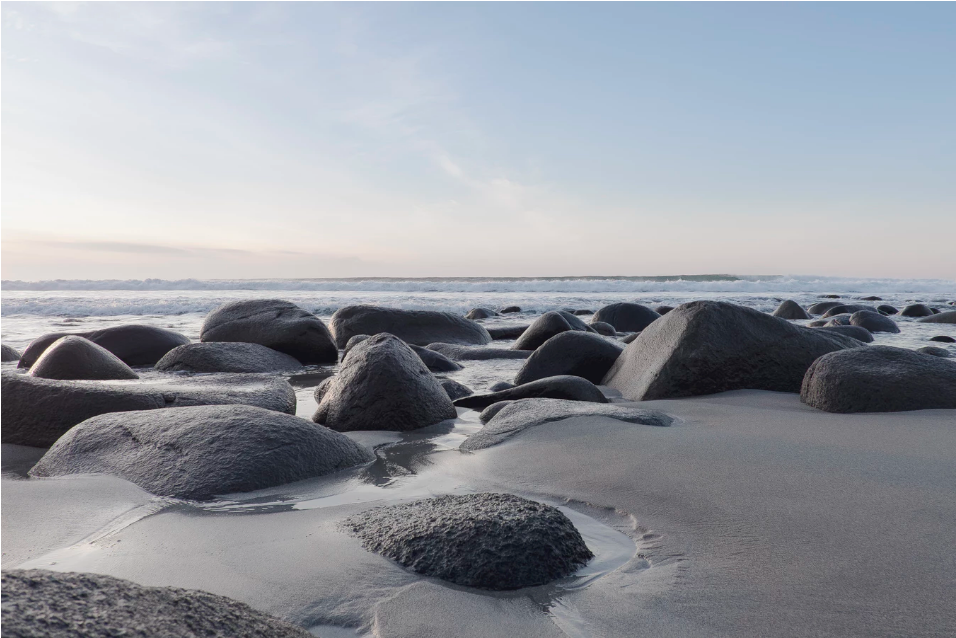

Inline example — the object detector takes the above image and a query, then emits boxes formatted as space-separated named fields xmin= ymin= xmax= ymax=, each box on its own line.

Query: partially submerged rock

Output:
xmin=410 ymin=345 xmax=463 ymax=372
xmin=155 ymin=342 xmax=302 ymax=373
xmin=917 ymin=346 xmax=951 ymax=358
xmin=343 ymin=493 xmax=594 ymax=590
xmin=654 ymin=305 xmax=674 ymax=315
xmin=313 ymin=334 xmax=456 ymax=432
xmin=486 ymin=325 xmax=529 ymax=340
xmin=465 ymin=308 xmax=498 ymax=320
xmin=589 ymin=321 xmax=617 ymax=336
xmin=816 ymin=325 xmax=874 ymax=343
xmin=30 ymin=336 xmax=139 ymax=381
xmin=439 ymin=378 xmax=473 ymax=400
xmin=801 ymin=346 xmax=956 ymax=413
xmin=18 ymin=325 xmax=190 ymax=368
xmin=821 ymin=304 xmax=871 ymax=318
xmin=877 ymin=304 xmax=899 ymax=315
xmin=514 ymin=331 xmax=623 ymax=385
xmin=603 ymin=301 xmax=862 ymax=401
xmin=454 ymin=375 xmax=608 ymax=410
xmin=1 ymin=344 xmax=21 ymax=362
xmin=591 ymin=303 xmax=661 ymax=332
xmin=499 ymin=306 xmax=522 ymax=314
xmin=425 ymin=343 xmax=531 ymax=361
xmin=488 ymin=381 xmax=515 ymax=392
xmin=930 ymin=335 xmax=956 ymax=343
xmin=621 ymin=332 xmax=640 ymax=344
xmin=807 ymin=301 xmax=845 ymax=315
xmin=918 ymin=310 xmax=956 ymax=324
xmin=30 ymin=404 xmax=373 ymax=500
xmin=461 ymin=398 xmax=673 ymax=451
xmin=1 ymin=570 xmax=312 ymax=637
xmin=200 ymin=299 xmax=337 ymax=364
xmin=1 ymin=372 xmax=296 ymax=448
xmin=900 ymin=303 xmax=934 ymax=317
xmin=849 ymin=310 xmax=900 ymax=333
xmin=513 ymin=312 xmax=580 ymax=350
xmin=330 ymin=305 xmax=491 ymax=348
xmin=772 ymin=300 xmax=811 ymax=320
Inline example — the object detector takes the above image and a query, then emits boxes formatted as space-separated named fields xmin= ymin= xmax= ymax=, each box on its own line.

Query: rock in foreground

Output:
xmin=801 ymin=346 xmax=956 ymax=413
xmin=19 ymin=325 xmax=190 ymax=368
xmin=1 ymin=570 xmax=312 ymax=637
xmin=454 ymin=375 xmax=607 ymax=410
xmin=330 ymin=305 xmax=491 ymax=348
xmin=343 ymin=493 xmax=593 ymax=590
xmin=30 ymin=336 xmax=139 ymax=381
xmin=30 ymin=404 xmax=373 ymax=500
xmin=514 ymin=331 xmax=623 ymax=385
xmin=156 ymin=342 xmax=303 ymax=373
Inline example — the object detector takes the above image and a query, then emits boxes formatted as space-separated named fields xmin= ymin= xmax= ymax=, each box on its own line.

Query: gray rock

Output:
xmin=591 ymin=303 xmax=660 ymax=332
xmin=860 ymin=296 xmax=883 ymax=301
xmin=512 ymin=312 xmax=579 ymax=351
xmin=18 ymin=325 xmax=190 ymax=369
xmin=486 ymin=325 xmax=529 ymax=340
xmin=557 ymin=311 xmax=596 ymax=333
xmin=313 ymin=334 xmax=456 ymax=432
xmin=342 ymin=334 xmax=370 ymax=360
xmin=930 ymin=336 xmax=956 ymax=343
xmin=343 ymin=493 xmax=593 ymax=590
xmin=603 ymin=301 xmax=862 ymax=401
xmin=572 ymin=309 xmax=594 ymax=316
xmin=2 ymin=344 xmax=21 ymax=362
xmin=821 ymin=304 xmax=871 ymax=318
xmin=29 ymin=336 xmax=138 ymax=381
xmin=409 ymin=345 xmax=463 ymax=372
xmin=807 ymin=301 xmax=845 ymax=315
xmin=1 ymin=372 xmax=296 ymax=448
xmin=1 ymin=570 xmax=313 ymax=638
xmin=461 ymin=398 xmax=673 ymax=451
xmin=772 ymin=300 xmax=812 ymax=320
xmin=439 ymin=378 xmax=473 ymax=400
xmin=917 ymin=346 xmax=951 ymax=358
xmin=200 ymin=299 xmax=337 ymax=364
xmin=825 ymin=315 xmax=852 ymax=326
xmin=801 ymin=346 xmax=956 ymax=413
xmin=807 ymin=320 xmax=828 ymax=327
xmin=454 ymin=375 xmax=608 ymax=410
xmin=849 ymin=310 xmax=900 ymax=333
xmin=899 ymin=303 xmax=934 ymax=317
xmin=816 ymin=325 xmax=874 ymax=343
xmin=918 ymin=310 xmax=956 ymax=324
xmin=488 ymin=382 xmax=515 ymax=392
xmin=620 ymin=332 xmax=640 ymax=344
xmin=30 ymin=404 xmax=372 ymax=500
xmin=425 ymin=343 xmax=531 ymax=361
xmin=313 ymin=377 xmax=333 ymax=404
xmin=877 ymin=304 xmax=899 ymax=315
xmin=499 ymin=306 xmax=522 ymax=314
xmin=330 ymin=305 xmax=491 ymax=348
xmin=155 ymin=342 xmax=302 ymax=373
xmin=589 ymin=321 xmax=617 ymax=336
xmin=820 ymin=294 xmax=842 ymax=299
xmin=465 ymin=308 xmax=498 ymax=320
xmin=654 ymin=305 xmax=674 ymax=316
xmin=514 ymin=331 xmax=623 ymax=385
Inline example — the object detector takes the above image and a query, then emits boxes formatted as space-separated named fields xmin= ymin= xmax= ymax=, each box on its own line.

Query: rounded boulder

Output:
xmin=330 ymin=305 xmax=491 ymax=348
xmin=30 ymin=336 xmax=138 ymax=381
xmin=849 ymin=310 xmax=900 ymax=333
xmin=591 ymin=303 xmax=661 ymax=333
xmin=772 ymin=300 xmax=811 ymax=320
xmin=515 ymin=331 xmax=623 ymax=385
xmin=155 ymin=342 xmax=302 ymax=373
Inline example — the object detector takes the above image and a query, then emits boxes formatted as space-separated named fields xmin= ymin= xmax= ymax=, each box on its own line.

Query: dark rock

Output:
xmin=801 ymin=346 xmax=956 ymax=413
xmin=2 ymin=344 xmax=21 ymax=362
xmin=514 ymin=331 xmax=623 ymax=385
xmin=900 ymin=304 xmax=934 ymax=318
xmin=821 ymin=304 xmax=871 ymax=318
xmin=461 ymin=398 xmax=673 ymax=451
xmin=1 ymin=372 xmax=296 ymax=448
xmin=29 ymin=336 xmax=138 ymax=381
xmin=807 ymin=320 xmax=828 ymax=327
xmin=557 ymin=311 xmax=596 ymax=332
xmin=313 ymin=334 xmax=456 ymax=432
xmin=591 ymin=303 xmax=661 ymax=333
xmin=654 ymin=306 xmax=674 ymax=316
xmin=30 ymin=405 xmax=372 ymax=500
xmin=343 ymin=493 xmax=593 ymax=590
xmin=860 ymin=296 xmax=883 ymax=301
xmin=918 ymin=310 xmax=956 ymax=324
xmin=849 ymin=310 xmax=900 ymax=334
xmin=454 ymin=375 xmax=607 ymax=410
xmin=425 ymin=343 xmax=531 ymax=361
xmin=155 ymin=342 xmax=302 ymax=373
xmin=488 ymin=382 xmax=515 ymax=392
xmin=439 ymin=378 xmax=473 ymax=400
xmin=18 ymin=325 xmax=190 ymax=369
xmin=342 ymin=334 xmax=370 ymax=360
xmin=589 ymin=321 xmax=617 ymax=336
xmin=816 ymin=325 xmax=874 ymax=343
xmin=820 ymin=294 xmax=842 ymax=299
xmin=930 ymin=336 xmax=956 ymax=343
xmin=917 ymin=346 xmax=951 ymax=358
xmin=807 ymin=301 xmax=845 ymax=315
xmin=312 ymin=377 xmax=333 ymax=404
xmin=824 ymin=315 xmax=851 ymax=326
xmin=1 ymin=570 xmax=313 ymax=638
xmin=572 ymin=309 xmax=594 ymax=316
xmin=410 ymin=345 xmax=463 ymax=372
xmin=200 ymin=299 xmax=337 ymax=365
xmin=621 ymin=332 xmax=640 ymax=344
xmin=330 ymin=305 xmax=491 ymax=348
xmin=877 ymin=304 xmax=899 ymax=315
xmin=603 ymin=301 xmax=862 ymax=401
xmin=486 ymin=325 xmax=530 ymax=340
xmin=772 ymin=300 xmax=811 ymax=320
xmin=499 ymin=306 xmax=522 ymax=314
xmin=465 ymin=308 xmax=498 ymax=320
xmin=513 ymin=312 xmax=578 ymax=351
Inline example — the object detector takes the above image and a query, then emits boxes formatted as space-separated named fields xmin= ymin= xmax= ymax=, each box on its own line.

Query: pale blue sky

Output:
xmin=2 ymin=2 xmax=954 ymax=279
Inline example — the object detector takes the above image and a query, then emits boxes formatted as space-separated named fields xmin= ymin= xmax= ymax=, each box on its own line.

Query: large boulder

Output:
xmin=486 ymin=325 xmax=529 ymax=340
xmin=425 ymin=343 xmax=531 ymax=361
xmin=465 ymin=308 xmax=498 ymax=320
xmin=1 ymin=570 xmax=313 ymax=638
xmin=514 ymin=331 xmax=623 ymax=385
xmin=772 ymin=300 xmax=811 ymax=320
xmin=18 ymin=325 xmax=190 ymax=369
xmin=801 ymin=346 xmax=956 ymax=413
xmin=849 ymin=310 xmax=900 ymax=333
xmin=1 ymin=344 xmax=20 ymax=362
xmin=454 ymin=375 xmax=608 ymax=410
xmin=461 ymin=398 xmax=673 ymax=451
xmin=1 ymin=372 xmax=296 ymax=448
xmin=918 ymin=310 xmax=956 ymax=324
xmin=313 ymin=334 xmax=456 ymax=432
xmin=343 ymin=493 xmax=593 ymax=590
xmin=816 ymin=325 xmax=874 ymax=343
xmin=200 ymin=299 xmax=337 ymax=364
xmin=900 ymin=304 xmax=934 ymax=318
xmin=512 ymin=312 xmax=579 ymax=350
xmin=591 ymin=303 xmax=660 ymax=332
xmin=30 ymin=404 xmax=373 ymax=500
xmin=807 ymin=301 xmax=845 ymax=315
xmin=330 ymin=305 xmax=491 ymax=348
xmin=29 ymin=336 xmax=138 ymax=381
xmin=155 ymin=342 xmax=302 ymax=373
xmin=603 ymin=301 xmax=862 ymax=401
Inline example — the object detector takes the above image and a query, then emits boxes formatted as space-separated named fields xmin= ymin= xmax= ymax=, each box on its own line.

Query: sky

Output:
xmin=2 ymin=2 xmax=954 ymax=280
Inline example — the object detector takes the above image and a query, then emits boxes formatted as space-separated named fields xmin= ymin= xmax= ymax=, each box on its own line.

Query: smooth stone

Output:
xmin=816 ymin=325 xmax=875 ymax=343
xmin=514 ymin=331 xmax=623 ymax=385
xmin=772 ymin=300 xmax=812 ymax=320
xmin=425 ymin=343 xmax=531 ymax=361
xmin=465 ymin=308 xmax=498 ymax=320
xmin=603 ymin=301 xmax=862 ymax=401
xmin=313 ymin=333 xmax=456 ymax=432
xmin=849 ymin=310 xmax=901 ymax=334
xmin=557 ymin=311 xmax=596 ymax=332
xmin=486 ymin=325 xmax=530 ymax=340
xmin=461 ymin=398 xmax=673 ymax=451
xmin=591 ymin=303 xmax=660 ymax=333
xmin=330 ymin=305 xmax=491 ymax=348
xmin=30 ymin=404 xmax=373 ymax=500
xmin=860 ymin=296 xmax=883 ymax=301
xmin=410 ymin=345 xmax=463 ymax=372
xmin=801 ymin=346 xmax=956 ymax=413
xmin=807 ymin=319 xmax=828 ymax=327
xmin=917 ymin=311 xmax=956 ymax=324
xmin=155 ymin=342 xmax=302 ymax=373
xmin=572 ymin=309 xmax=594 ymax=315
xmin=620 ymin=332 xmax=640 ymax=344
xmin=819 ymin=294 xmax=842 ymax=299
xmin=807 ymin=301 xmax=845 ymax=315
xmin=930 ymin=336 xmax=956 ymax=343
xmin=1 ymin=570 xmax=312 ymax=637
xmin=454 ymin=375 xmax=608 ymax=410
xmin=439 ymin=378 xmax=473 ymax=400
xmin=2 ymin=344 xmax=21 ymax=362
xmin=499 ymin=306 xmax=522 ymax=314
xmin=900 ymin=304 xmax=934 ymax=318
xmin=200 ymin=299 xmax=337 ymax=365
xmin=821 ymin=304 xmax=872 ymax=318
xmin=917 ymin=346 xmax=951 ymax=358
xmin=825 ymin=315 xmax=852 ymax=326
xmin=654 ymin=305 xmax=674 ymax=315
xmin=343 ymin=493 xmax=593 ymax=590
xmin=589 ymin=321 xmax=617 ymax=336
xmin=513 ymin=312 xmax=579 ymax=351
xmin=18 ymin=325 xmax=190 ymax=369
xmin=877 ymin=304 xmax=899 ymax=315
xmin=29 ymin=336 xmax=138 ymax=381
xmin=1 ymin=372 xmax=296 ymax=448
xmin=488 ymin=382 xmax=515 ymax=392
